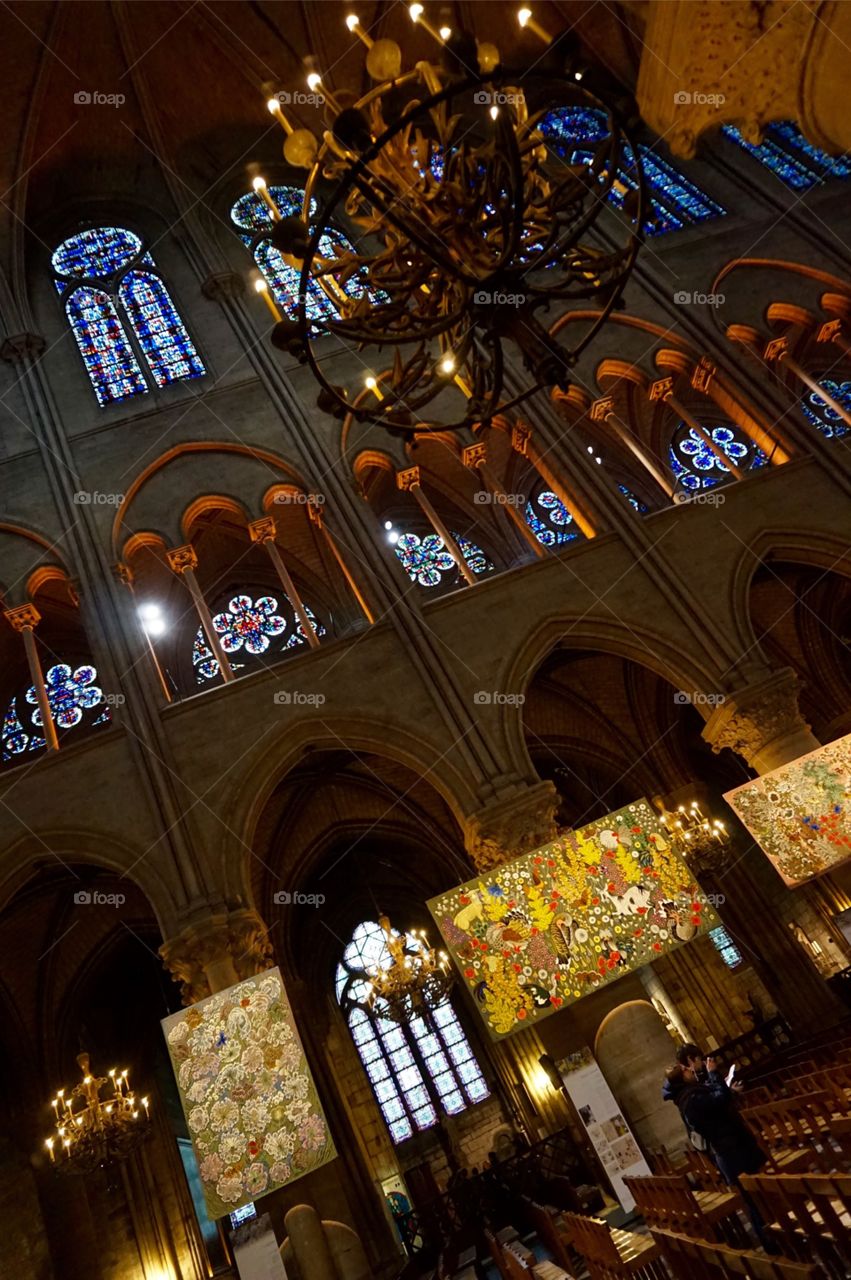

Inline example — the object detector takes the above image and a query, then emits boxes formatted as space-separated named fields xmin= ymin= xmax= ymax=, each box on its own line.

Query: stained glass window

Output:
xmin=799 ymin=378 xmax=851 ymax=439
xmin=52 ymin=226 xmax=204 ymax=405
xmin=618 ymin=483 xmax=649 ymax=513
xmin=392 ymin=531 xmax=494 ymax=588
xmin=669 ymin=423 xmax=767 ymax=493
xmin=230 ymin=187 xmax=372 ymax=328
xmin=336 ymin=920 xmax=489 ymax=1144
xmin=539 ymin=109 xmax=725 ymax=236
xmin=525 ymin=489 xmax=583 ymax=546
xmin=722 ymin=121 xmax=851 ymax=190
xmin=193 ymin=592 xmax=325 ymax=684
xmin=2 ymin=662 xmax=110 ymax=762
xmin=709 ymin=925 xmax=743 ymax=969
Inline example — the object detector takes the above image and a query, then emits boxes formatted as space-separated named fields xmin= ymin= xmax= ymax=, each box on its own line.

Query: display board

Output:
xmin=724 ymin=732 xmax=851 ymax=886
xmin=162 ymin=967 xmax=336 ymax=1219
xmin=232 ymin=1214 xmax=288 ymax=1280
xmin=557 ymin=1048 xmax=650 ymax=1212
xmin=428 ymin=799 xmax=719 ymax=1039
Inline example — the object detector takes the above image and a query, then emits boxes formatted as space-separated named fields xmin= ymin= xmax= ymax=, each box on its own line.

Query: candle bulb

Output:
xmin=345 ymin=13 xmax=373 ymax=47
xmin=517 ymin=6 xmax=552 ymax=43
xmin=365 ymin=375 xmax=385 ymax=402
xmin=267 ymin=96 xmax=294 ymax=135
xmin=306 ymin=72 xmax=342 ymax=115
xmin=254 ymin=278 xmax=283 ymax=322
xmin=46 ymin=1138 xmax=55 ymax=1162
xmin=252 ymin=175 xmax=281 ymax=221
xmin=409 ymin=2 xmax=445 ymax=43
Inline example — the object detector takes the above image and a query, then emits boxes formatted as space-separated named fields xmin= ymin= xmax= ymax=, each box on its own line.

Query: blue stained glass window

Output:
xmin=2 ymin=662 xmax=110 ymax=762
xmin=618 ymin=483 xmax=649 ymax=513
xmin=723 ymin=121 xmax=851 ymax=190
xmin=525 ymin=489 xmax=582 ymax=546
xmin=119 ymin=271 xmax=205 ymax=387
xmin=336 ymin=921 xmax=489 ymax=1144
xmin=799 ymin=378 xmax=851 ymax=439
xmin=53 ymin=225 xmax=204 ymax=405
xmin=539 ymin=109 xmax=725 ymax=236
xmin=709 ymin=925 xmax=743 ymax=969
xmin=193 ymin=592 xmax=325 ymax=685
xmin=669 ymin=423 xmax=767 ymax=492
xmin=393 ymin=531 xmax=494 ymax=587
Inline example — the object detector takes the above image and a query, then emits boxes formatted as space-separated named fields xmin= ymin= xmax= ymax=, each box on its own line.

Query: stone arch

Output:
xmin=594 ymin=1000 xmax=683 ymax=1154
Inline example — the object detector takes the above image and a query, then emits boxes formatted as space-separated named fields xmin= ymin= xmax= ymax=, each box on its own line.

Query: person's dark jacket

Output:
xmin=674 ymin=1080 xmax=766 ymax=1183
xmin=662 ymin=1066 xmax=726 ymax=1103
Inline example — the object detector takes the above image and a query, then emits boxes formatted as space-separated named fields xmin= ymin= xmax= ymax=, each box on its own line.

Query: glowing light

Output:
xmin=345 ymin=13 xmax=360 ymax=30
xmin=439 ymin=354 xmax=455 ymax=373
xmin=409 ymin=3 xmax=424 ymax=20
xmin=384 ymin=520 xmax=393 ymax=530
xmin=307 ymin=72 xmax=322 ymax=92
xmin=439 ymin=25 xmax=451 ymax=39
xmin=267 ymin=97 xmax=280 ymax=114
xmin=489 ymin=106 xmax=499 ymax=120
xmin=252 ymin=175 xmax=267 ymax=191
xmin=518 ymin=7 xmax=532 ymax=26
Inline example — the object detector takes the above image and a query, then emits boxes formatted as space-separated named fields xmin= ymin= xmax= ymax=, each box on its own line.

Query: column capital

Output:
xmin=166 ymin=544 xmax=199 ymax=574
xmin=0 ymin=332 xmax=46 ymax=363
xmin=396 ymin=465 xmax=421 ymax=491
xmin=160 ymin=907 xmax=274 ymax=1006
xmin=461 ymin=443 xmax=487 ymax=469
xmin=511 ymin=422 xmax=532 ymax=455
xmin=306 ymin=498 xmax=324 ymax=527
xmin=112 ymin=561 xmax=134 ymax=587
xmin=763 ymin=335 xmax=789 ymax=362
xmin=648 ymin=376 xmax=674 ymax=402
xmin=590 ymin=396 xmax=614 ymax=421
xmin=816 ymin=318 xmax=843 ymax=344
xmin=4 ymin=603 xmax=41 ymax=631
xmin=463 ymin=781 xmax=560 ymax=873
xmin=248 ymin=515 xmax=278 ymax=544
xmin=201 ymin=272 xmax=246 ymax=302
xmin=690 ymin=356 xmax=716 ymax=393
xmin=702 ymin=668 xmax=817 ymax=774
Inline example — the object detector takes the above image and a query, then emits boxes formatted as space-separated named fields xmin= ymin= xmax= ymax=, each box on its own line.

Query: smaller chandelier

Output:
xmin=45 ymin=1052 xmax=150 ymax=1174
xmin=366 ymin=914 xmax=453 ymax=1023
xmin=659 ymin=801 xmax=730 ymax=874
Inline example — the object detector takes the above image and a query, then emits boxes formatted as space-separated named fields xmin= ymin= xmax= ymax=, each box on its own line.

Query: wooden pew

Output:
xmin=739 ymin=1171 xmax=851 ymax=1279
xmin=561 ymin=1212 xmax=665 ymax=1280
xmin=624 ymin=1173 xmax=747 ymax=1246
xmin=650 ymin=1227 xmax=826 ymax=1279
xmin=526 ymin=1201 xmax=577 ymax=1276
xmin=741 ymin=1092 xmax=851 ymax=1168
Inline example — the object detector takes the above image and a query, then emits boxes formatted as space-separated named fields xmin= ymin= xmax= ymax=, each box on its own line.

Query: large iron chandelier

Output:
xmin=44 ymin=1052 xmax=150 ymax=1174
xmin=259 ymin=6 xmax=646 ymax=435
xmin=658 ymin=800 xmax=730 ymax=876
xmin=365 ymin=914 xmax=453 ymax=1023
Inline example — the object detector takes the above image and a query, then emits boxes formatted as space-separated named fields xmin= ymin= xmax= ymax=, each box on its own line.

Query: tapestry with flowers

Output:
xmin=724 ymin=733 xmax=851 ymax=886
xmin=162 ymin=967 xmax=336 ymax=1218
xmin=427 ymin=799 xmax=719 ymax=1039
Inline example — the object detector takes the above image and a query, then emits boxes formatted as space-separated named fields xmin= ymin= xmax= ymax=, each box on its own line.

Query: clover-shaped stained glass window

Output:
xmin=193 ymin=592 xmax=326 ymax=684
xmin=2 ymin=662 xmax=110 ymax=763
xmin=669 ymin=423 xmax=767 ymax=492
xmin=799 ymin=378 xmax=851 ymax=440
xmin=392 ymin=532 xmax=493 ymax=588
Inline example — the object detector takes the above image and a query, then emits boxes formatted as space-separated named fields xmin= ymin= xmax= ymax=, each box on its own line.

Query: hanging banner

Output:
xmin=557 ymin=1048 xmax=650 ymax=1212
xmin=725 ymin=732 xmax=851 ymax=886
xmin=162 ymin=967 xmax=336 ymax=1219
xmin=427 ymin=799 xmax=719 ymax=1039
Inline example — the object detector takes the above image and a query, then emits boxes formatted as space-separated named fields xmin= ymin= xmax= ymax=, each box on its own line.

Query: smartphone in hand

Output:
xmin=725 ymin=1063 xmax=737 ymax=1086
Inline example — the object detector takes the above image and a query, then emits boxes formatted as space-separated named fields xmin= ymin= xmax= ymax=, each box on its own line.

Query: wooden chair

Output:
xmin=502 ymin=1241 xmax=537 ymax=1280
xmin=650 ymin=1227 xmax=826 ymax=1279
xmin=624 ymin=1172 xmax=747 ymax=1246
xmin=532 ymin=1262 xmax=573 ymax=1280
xmin=742 ymin=1092 xmax=851 ymax=1168
xmin=527 ymin=1201 xmax=577 ymax=1275
xmin=561 ymin=1211 xmax=665 ymax=1280
xmin=485 ymin=1227 xmax=521 ymax=1280
xmin=739 ymin=1171 xmax=851 ymax=1279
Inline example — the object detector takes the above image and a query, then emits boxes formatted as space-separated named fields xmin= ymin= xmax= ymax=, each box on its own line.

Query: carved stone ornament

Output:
xmin=4 ymin=603 xmax=41 ymax=632
xmin=200 ymin=272 xmax=246 ymax=302
xmin=160 ymin=908 xmax=274 ymax=1006
xmin=396 ymin=466 xmax=421 ymax=492
xmin=0 ymin=333 xmax=46 ymax=363
xmin=464 ymin=781 xmax=560 ymax=873
xmin=702 ymin=668 xmax=814 ymax=772
xmin=166 ymin=544 xmax=199 ymax=575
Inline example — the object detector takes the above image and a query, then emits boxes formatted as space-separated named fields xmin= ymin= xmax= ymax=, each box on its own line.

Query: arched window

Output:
xmin=525 ymin=487 xmax=583 ymax=546
xmin=799 ymin=378 xmax=851 ymax=439
xmin=709 ymin=925 xmax=743 ymax=970
xmin=2 ymin=662 xmax=110 ymax=762
xmin=193 ymin=592 xmax=325 ymax=684
xmin=722 ymin=121 xmax=851 ymax=190
xmin=385 ymin=526 xmax=494 ymax=588
xmin=336 ymin=920 xmax=489 ymax=1144
xmin=230 ymin=187 xmax=370 ymax=328
xmin=539 ymin=109 xmax=725 ymax=236
xmin=52 ymin=226 xmax=205 ymax=406
xmin=669 ymin=422 xmax=767 ymax=493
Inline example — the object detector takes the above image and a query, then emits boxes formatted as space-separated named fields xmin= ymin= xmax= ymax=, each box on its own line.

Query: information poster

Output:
xmin=232 ymin=1214 xmax=288 ymax=1280
xmin=557 ymin=1047 xmax=650 ymax=1212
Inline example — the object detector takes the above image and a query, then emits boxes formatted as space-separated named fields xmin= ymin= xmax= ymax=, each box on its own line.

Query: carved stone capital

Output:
xmin=763 ymin=336 xmax=789 ymax=363
xmin=0 ymin=332 xmax=46 ymax=363
xmin=306 ymin=499 xmax=324 ymax=528
xmin=248 ymin=516 xmax=278 ymax=544
xmin=817 ymin=318 xmax=842 ymax=344
xmin=113 ymin=561 xmax=134 ymax=587
xmin=649 ymin=377 xmax=674 ymax=403
xmin=201 ymin=272 xmax=246 ymax=302
xmin=4 ymin=603 xmax=41 ymax=632
xmin=702 ymin=668 xmax=818 ymax=774
xmin=462 ymin=443 xmax=487 ymax=469
xmin=511 ymin=423 xmax=532 ymax=455
xmin=691 ymin=357 xmax=716 ymax=394
xmin=160 ymin=907 xmax=274 ymax=1006
xmin=396 ymin=466 xmax=421 ymax=492
xmin=464 ymin=781 xmax=560 ymax=873
xmin=166 ymin=544 xmax=199 ymax=574
xmin=590 ymin=397 xmax=614 ymax=422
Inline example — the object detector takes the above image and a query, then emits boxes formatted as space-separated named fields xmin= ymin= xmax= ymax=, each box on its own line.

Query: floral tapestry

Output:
xmin=427 ymin=799 xmax=719 ymax=1039
xmin=725 ymin=733 xmax=851 ymax=886
xmin=162 ymin=967 xmax=336 ymax=1219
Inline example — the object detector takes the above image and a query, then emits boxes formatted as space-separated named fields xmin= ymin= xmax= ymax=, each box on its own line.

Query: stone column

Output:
xmin=166 ymin=544 xmax=236 ymax=684
xmin=702 ymin=668 xmax=819 ymax=774
xmin=306 ymin=501 xmax=376 ymax=625
xmin=461 ymin=443 xmax=548 ymax=559
xmin=510 ymin=422 xmax=597 ymax=540
xmin=397 ymin=466 xmax=477 ymax=587
xmin=763 ymin=334 xmax=851 ymax=434
xmin=160 ymin=907 xmax=274 ymax=1004
xmin=649 ymin=377 xmax=746 ymax=480
xmin=463 ymin=780 xmax=560 ymax=873
xmin=3 ymin=603 xmax=60 ymax=752
xmin=590 ymin=396 xmax=675 ymax=499
xmin=248 ymin=516 xmax=321 ymax=649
